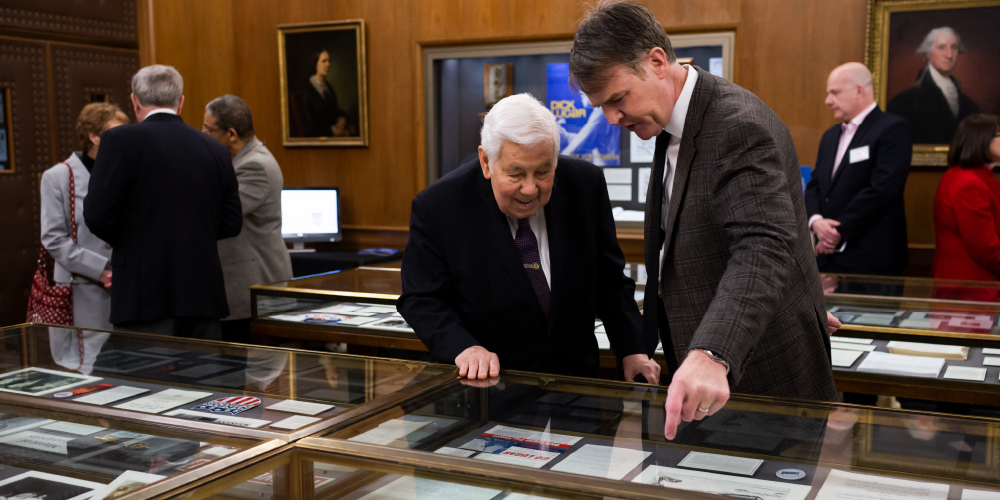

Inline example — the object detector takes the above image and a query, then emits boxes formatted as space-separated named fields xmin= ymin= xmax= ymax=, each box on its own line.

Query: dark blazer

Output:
xmin=398 ymin=157 xmax=646 ymax=378
xmin=805 ymin=108 xmax=911 ymax=275
xmin=887 ymin=68 xmax=979 ymax=144
xmin=84 ymin=113 xmax=242 ymax=325
xmin=295 ymin=80 xmax=348 ymax=137
xmin=643 ymin=66 xmax=837 ymax=401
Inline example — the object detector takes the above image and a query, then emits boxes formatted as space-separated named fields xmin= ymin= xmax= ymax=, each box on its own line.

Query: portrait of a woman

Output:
xmin=279 ymin=21 xmax=368 ymax=146
xmin=297 ymin=49 xmax=352 ymax=138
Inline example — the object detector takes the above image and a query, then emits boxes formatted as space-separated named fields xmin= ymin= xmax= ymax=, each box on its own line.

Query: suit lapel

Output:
xmin=831 ymin=108 xmax=880 ymax=188
xmin=662 ymin=67 xmax=713 ymax=254
xmin=544 ymin=185 xmax=567 ymax=331
xmin=817 ymin=127 xmax=841 ymax=194
xmin=476 ymin=177 xmax=546 ymax=321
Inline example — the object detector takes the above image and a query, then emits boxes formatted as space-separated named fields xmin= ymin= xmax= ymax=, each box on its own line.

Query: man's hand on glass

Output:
xmin=623 ymin=353 xmax=661 ymax=384
xmin=455 ymin=345 xmax=499 ymax=380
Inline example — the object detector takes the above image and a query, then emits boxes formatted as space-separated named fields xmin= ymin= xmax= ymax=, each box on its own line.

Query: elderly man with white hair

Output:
xmin=888 ymin=26 xmax=980 ymax=143
xmin=85 ymin=64 xmax=242 ymax=340
xmin=398 ymin=93 xmax=660 ymax=382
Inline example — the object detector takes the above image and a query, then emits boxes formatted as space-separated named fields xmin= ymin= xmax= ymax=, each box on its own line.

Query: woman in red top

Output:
xmin=932 ymin=114 xmax=1000 ymax=285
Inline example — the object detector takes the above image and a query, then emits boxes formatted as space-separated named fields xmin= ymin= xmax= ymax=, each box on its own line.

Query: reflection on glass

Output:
xmin=323 ymin=373 xmax=999 ymax=496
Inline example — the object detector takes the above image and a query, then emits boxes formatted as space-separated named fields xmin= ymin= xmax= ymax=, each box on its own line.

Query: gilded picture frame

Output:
xmin=866 ymin=0 xmax=1000 ymax=166
xmin=277 ymin=20 xmax=369 ymax=147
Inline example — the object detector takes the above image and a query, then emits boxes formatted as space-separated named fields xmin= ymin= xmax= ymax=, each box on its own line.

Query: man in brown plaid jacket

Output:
xmin=570 ymin=0 xmax=838 ymax=439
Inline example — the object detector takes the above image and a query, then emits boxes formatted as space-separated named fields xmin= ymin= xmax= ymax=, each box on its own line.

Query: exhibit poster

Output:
xmin=546 ymin=63 xmax=620 ymax=166
xmin=0 ymin=471 xmax=103 ymax=500
xmin=0 ymin=367 xmax=102 ymax=396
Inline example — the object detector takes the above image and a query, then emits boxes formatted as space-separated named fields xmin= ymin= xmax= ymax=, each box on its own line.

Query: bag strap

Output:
xmin=61 ymin=162 xmax=77 ymax=244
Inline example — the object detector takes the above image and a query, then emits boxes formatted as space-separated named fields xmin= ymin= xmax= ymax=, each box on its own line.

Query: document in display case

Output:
xmin=309 ymin=370 xmax=1000 ymax=496
xmin=0 ymin=323 xmax=457 ymax=441
xmin=0 ymin=399 xmax=276 ymax=500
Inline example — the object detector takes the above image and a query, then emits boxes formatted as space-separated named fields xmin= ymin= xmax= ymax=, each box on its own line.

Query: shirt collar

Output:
xmin=145 ymin=108 xmax=177 ymax=118
xmin=927 ymin=64 xmax=955 ymax=89
xmin=663 ymin=65 xmax=699 ymax=138
xmin=847 ymin=102 xmax=877 ymax=127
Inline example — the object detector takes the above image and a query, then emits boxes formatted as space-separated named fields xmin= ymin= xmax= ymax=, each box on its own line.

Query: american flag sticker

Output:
xmin=192 ymin=396 xmax=262 ymax=415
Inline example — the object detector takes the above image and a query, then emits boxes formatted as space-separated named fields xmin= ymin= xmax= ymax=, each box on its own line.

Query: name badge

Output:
xmin=849 ymin=145 xmax=869 ymax=163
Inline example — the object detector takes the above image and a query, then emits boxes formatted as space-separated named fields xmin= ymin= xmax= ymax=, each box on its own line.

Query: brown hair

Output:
xmin=76 ymin=102 xmax=129 ymax=153
xmin=948 ymin=114 xmax=1000 ymax=169
xmin=569 ymin=0 xmax=675 ymax=95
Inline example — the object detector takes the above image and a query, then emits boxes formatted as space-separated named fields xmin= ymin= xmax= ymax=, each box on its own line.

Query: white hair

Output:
xmin=131 ymin=64 xmax=184 ymax=107
xmin=480 ymin=93 xmax=559 ymax=172
xmin=916 ymin=27 xmax=966 ymax=55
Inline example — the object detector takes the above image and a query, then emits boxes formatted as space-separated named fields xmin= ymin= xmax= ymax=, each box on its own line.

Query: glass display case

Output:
xmin=821 ymin=273 xmax=1000 ymax=305
xmin=0 ymin=323 xmax=456 ymax=442
xmin=138 ymin=442 xmax=699 ymax=500
xmin=301 ymin=370 xmax=1000 ymax=499
xmin=0 ymin=397 xmax=279 ymax=500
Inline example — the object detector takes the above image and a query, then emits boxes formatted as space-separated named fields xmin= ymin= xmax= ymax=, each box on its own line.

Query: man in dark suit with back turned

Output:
xmin=85 ymin=64 xmax=242 ymax=340
xmin=570 ymin=0 xmax=837 ymax=440
xmin=806 ymin=63 xmax=912 ymax=276
xmin=398 ymin=93 xmax=660 ymax=383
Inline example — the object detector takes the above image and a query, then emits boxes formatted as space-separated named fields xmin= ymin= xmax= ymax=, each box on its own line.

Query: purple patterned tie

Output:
xmin=514 ymin=218 xmax=550 ymax=317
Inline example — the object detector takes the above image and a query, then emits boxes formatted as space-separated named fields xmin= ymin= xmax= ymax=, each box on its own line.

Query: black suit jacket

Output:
xmin=84 ymin=113 xmax=242 ymax=324
xmin=887 ymin=69 xmax=979 ymax=144
xmin=398 ymin=158 xmax=646 ymax=377
xmin=805 ymin=107 xmax=912 ymax=275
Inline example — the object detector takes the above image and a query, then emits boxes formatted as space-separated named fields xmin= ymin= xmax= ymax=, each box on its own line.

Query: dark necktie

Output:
xmin=514 ymin=218 xmax=550 ymax=317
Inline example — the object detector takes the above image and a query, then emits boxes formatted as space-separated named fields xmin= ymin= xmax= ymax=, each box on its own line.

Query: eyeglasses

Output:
xmin=201 ymin=123 xmax=223 ymax=133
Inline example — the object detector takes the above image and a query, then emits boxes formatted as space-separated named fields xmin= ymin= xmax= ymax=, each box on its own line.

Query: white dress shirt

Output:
xmin=927 ymin=64 xmax=960 ymax=117
xmin=506 ymin=210 xmax=551 ymax=288
xmin=659 ymin=65 xmax=699 ymax=268
xmin=808 ymin=101 xmax=877 ymax=232
xmin=145 ymin=108 xmax=178 ymax=118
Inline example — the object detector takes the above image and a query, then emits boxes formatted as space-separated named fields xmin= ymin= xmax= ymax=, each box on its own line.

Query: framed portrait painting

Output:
xmin=867 ymin=0 xmax=1000 ymax=165
xmin=278 ymin=20 xmax=369 ymax=147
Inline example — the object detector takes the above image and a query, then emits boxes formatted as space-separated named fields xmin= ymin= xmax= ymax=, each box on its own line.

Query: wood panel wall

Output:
xmin=143 ymin=0 xmax=943 ymax=269
xmin=0 ymin=2 xmax=139 ymax=327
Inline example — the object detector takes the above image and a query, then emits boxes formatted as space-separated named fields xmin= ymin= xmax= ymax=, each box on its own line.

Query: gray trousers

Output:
xmin=115 ymin=317 xmax=222 ymax=341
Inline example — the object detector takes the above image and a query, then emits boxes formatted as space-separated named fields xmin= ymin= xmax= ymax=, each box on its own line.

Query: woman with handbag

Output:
xmin=36 ymin=103 xmax=129 ymax=335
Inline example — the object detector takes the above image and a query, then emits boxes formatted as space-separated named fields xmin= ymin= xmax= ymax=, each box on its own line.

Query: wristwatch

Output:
xmin=691 ymin=349 xmax=730 ymax=375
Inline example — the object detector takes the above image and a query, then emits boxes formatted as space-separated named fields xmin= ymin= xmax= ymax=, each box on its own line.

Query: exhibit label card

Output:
xmin=267 ymin=399 xmax=335 ymax=415
xmin=165 ymin=409 xmax=270 ymax=428
xmin=114 ymin=389 xmax=213 ymax=413
xmin=829 ymin=337 xmax=874 ymax=345
xmin=0 ymin=430 xmax=75 ymax=454
xmin=75 ymin=385 xmax=149 ymax=405
xmin=549 ymin=444 xmax=651 ymax=480
xmin=434 ymin=446 xmax=477 ymax=458
xmin=983 ymin=348 xmax=1000 ymax=355
xmin=39 ymin=421 xmax=105 ymax=436
xmin=963 ymin=489 xmax=1000 ymax=500
xmin=943 ymin=366 xmax=987 ymax=382
xmin=349 ymin=419 xmax=432 ymax=445
xmin=633 ymin=466 xmax=810 ymax=500
xmin=270 ymin=415 xmax=321 ymax=430
xmin=676 ymin=451 xmax=763 ymax=476
xmin=831 ymin=349 xmax=864 ymax=368
xmin=816 ymin=469 xmax=947 ymax=500
xmin=359 ymin=476 xmax=501 ymax=500
xmin=982 ymin=357 xmax=1000 ymax=367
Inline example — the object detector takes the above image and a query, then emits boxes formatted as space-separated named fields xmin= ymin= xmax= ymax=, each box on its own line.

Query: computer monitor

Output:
xmin=281 ymin=187 xmax=341 ymax=248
